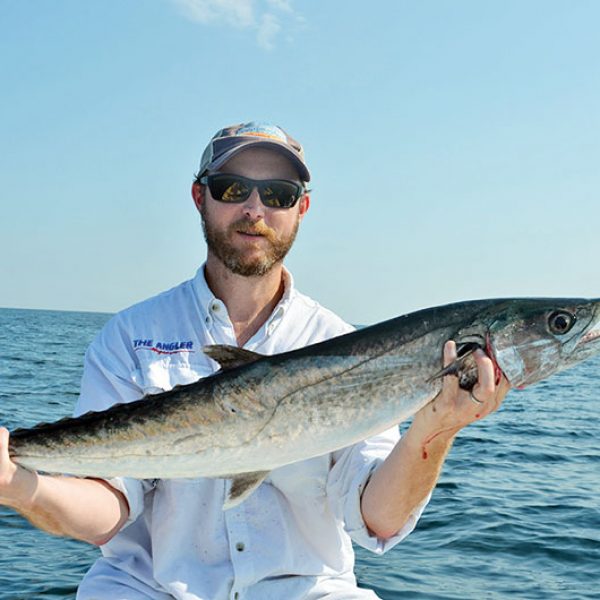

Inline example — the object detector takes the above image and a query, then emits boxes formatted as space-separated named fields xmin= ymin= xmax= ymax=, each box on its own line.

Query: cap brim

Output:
xmin=207 ymin=139 xmax=311 ymax=182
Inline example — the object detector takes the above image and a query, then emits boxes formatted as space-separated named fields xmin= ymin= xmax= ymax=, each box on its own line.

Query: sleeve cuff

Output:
xmin=104 ymin=477 xmax=149 ymax=528
xmin=344 ymin=460 xmax=431 ymax=555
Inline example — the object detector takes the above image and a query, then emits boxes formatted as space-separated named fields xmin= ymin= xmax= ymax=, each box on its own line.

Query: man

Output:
xmin=0 ymin=121 xmax=509 ymax=599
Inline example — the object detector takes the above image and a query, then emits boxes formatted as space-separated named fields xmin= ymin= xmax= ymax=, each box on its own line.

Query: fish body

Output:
xmin=9 ymin=298 xmax=600 ymax=506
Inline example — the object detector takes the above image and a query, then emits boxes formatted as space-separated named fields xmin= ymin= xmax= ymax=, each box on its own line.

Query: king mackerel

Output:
xmin=9 ymin=297 xmax=600 ymax=507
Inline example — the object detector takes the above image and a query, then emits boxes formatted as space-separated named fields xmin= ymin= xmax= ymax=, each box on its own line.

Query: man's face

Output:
xmin=194 ymin=147 xmax=309 ymax=277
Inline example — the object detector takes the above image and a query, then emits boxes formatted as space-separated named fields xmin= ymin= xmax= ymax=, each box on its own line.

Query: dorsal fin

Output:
xmin=202 ymin=345 xmax=264 ymax=370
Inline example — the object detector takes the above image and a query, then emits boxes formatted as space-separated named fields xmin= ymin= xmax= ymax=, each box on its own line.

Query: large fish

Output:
xmin=9 ymin=298 xmax=600 ymax=507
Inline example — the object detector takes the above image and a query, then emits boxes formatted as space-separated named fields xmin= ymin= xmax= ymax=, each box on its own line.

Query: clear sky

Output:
xmin=1 ymin=0 xmax=599 ymax=325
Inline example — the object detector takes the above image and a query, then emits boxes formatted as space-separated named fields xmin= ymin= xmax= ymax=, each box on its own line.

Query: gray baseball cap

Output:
xmin=198 ymin=121 xmax=311 ymax=182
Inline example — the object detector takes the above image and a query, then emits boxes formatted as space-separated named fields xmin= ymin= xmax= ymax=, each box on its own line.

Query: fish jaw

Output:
xmin=489 ymin=298 xmax=600 ymax=388
xmin=575 ymin=312 xmax=600 ymax=348
xmin=566 ymin=307 xmax=600 ymax=366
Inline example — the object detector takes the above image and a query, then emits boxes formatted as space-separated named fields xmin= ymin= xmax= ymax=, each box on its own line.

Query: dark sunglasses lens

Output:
xmin=209 ymin=176 xmax=251 ymax=203
xmin=260 ymin=181 xmax=301 ymax=208
xmin=206 ymin=175 xmax=301 ymax=208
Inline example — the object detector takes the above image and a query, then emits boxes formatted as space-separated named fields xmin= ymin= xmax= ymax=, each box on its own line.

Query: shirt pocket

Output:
xmin=132 ymin=354 xmax=216 ymax=395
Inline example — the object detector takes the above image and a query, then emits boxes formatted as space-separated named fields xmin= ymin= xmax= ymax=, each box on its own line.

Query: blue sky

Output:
xmin=1 ymin=1 xmax=599 ymax=325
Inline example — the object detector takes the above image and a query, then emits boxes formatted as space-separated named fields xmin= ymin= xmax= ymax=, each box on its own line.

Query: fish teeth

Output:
xmin=580 ymin=329 xmax=600 ymax=345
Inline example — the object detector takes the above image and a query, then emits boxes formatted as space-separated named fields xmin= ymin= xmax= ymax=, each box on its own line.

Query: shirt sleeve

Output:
xmin=74 ymin=316 xmax=145 ymax=416
xmin=326 ymin=427 xmax=430 ymax=554
xmin=74 ymin=316 xmax=152 ymax=526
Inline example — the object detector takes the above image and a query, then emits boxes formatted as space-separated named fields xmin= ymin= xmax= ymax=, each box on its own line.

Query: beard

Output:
xmin=201 ymin=205 xmax=300 ymax=277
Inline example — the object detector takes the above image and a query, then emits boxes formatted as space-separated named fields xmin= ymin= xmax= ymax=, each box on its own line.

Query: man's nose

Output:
xmin=242 ymin=187 xmax=265 ymax=220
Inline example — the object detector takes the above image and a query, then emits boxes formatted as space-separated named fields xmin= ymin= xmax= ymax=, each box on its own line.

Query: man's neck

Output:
xmin=204 ymin=256 xmax=286 ymax=347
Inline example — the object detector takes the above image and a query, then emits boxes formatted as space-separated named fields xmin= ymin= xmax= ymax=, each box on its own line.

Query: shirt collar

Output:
xmin=191 ymin=263 xmax=295 ymax=337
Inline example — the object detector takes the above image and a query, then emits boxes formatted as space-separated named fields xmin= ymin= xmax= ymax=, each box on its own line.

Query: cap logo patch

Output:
xmin=236 ymin=122 xmax=287 ymax=143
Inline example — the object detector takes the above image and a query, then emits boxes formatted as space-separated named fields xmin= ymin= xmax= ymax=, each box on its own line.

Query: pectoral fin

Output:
xmin=224 ymin=470 xmax=270 ymax=510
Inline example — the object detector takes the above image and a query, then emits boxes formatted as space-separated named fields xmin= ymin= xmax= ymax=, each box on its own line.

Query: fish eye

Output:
xmin=547 ymin=310 xmax=576 ymax=335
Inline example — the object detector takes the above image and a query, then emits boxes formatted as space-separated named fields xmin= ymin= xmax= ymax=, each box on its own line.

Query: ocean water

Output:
xmin=0 ymin=307 xmax=599 ymax=599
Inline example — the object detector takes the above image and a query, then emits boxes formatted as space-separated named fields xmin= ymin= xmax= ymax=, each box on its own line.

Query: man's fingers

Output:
xmin=441 ymin=341 xmax=459 ymax=396
xmin=433 ymin=341 xmax=509 ymax=426
xmin=0 ymin=427 xmax=16 ymax=490
xmin=0 ymin=427 xmax=14 ymax=472
xmin=470 ymin=349 xmax=495 ymax=401
xmin=0 ymin=427 xmax=9 ymax=457
xmin=443 ymin=340 xmax=457 ymax=367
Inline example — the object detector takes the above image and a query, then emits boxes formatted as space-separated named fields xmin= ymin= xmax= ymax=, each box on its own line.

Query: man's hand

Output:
xmin=0 ymin=427 xmax=37 ymax=509
xmin=0 ymin=426 xmax=130 ymax=545
xmin=361 ymin=340 xmax=511 ymax=539
xmin=411 ymin=340 xmax=511 ymax=452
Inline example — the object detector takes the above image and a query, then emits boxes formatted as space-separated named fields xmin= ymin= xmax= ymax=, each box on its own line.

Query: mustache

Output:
xmin=231 ymin=219 xmax=278 ymax=241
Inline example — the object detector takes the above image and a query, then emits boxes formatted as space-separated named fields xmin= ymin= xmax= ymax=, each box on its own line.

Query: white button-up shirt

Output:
xmin=74 ymin=267 xmax=427 ymax=600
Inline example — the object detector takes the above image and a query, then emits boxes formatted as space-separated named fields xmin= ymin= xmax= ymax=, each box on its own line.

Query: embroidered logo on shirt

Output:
xmin=133 ymin=339 xmax=195 ymax=355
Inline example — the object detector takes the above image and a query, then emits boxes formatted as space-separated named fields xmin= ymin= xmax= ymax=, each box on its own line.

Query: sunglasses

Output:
xmin=199 ymin=174 xmax=305 ymax=209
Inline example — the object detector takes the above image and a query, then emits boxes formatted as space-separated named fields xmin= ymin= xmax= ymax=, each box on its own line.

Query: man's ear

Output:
xmin=192 ymin=183 xmax=204 ymax=212
xmin=299 ymin=193 xmax=310 ymax=218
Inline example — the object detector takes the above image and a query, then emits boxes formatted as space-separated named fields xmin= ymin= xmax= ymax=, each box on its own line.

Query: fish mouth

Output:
xmin=579 ymin=326 xmax=600 ymax=346
xmin=574 ymin=309 xmax=600 ymax=352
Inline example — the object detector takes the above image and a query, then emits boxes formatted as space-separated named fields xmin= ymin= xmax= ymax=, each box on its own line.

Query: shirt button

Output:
xmin=234 ymin=593 xmax=239 ymax=600
xmin=235 ymin=542 xmax=245 ymax=552
xmin=211 ymin=302 xmax=220 ymax=312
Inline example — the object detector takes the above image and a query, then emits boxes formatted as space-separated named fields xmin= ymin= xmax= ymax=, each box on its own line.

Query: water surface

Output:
xmin=1 ymin=308 xmax=598 ymax=599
